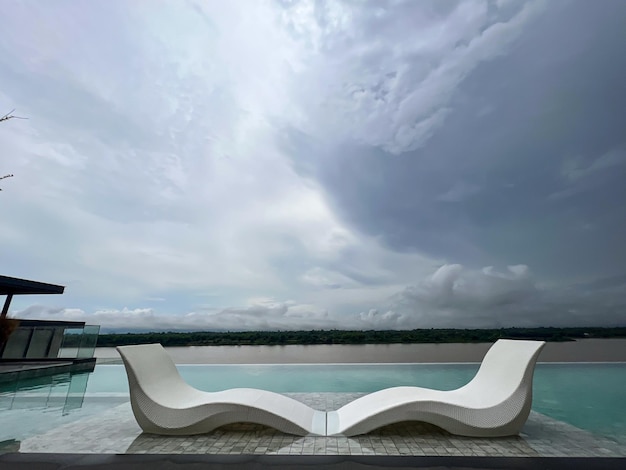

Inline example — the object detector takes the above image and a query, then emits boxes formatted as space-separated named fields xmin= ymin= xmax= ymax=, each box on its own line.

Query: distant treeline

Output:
xmin=93 ymin=327 xmax=626 ymax=347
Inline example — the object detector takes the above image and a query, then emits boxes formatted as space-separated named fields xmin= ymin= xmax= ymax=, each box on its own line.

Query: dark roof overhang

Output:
xmin=0 ymin=275 xmax=65 ymax=296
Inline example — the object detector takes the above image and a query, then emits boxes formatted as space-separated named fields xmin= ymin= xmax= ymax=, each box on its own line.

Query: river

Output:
xmin=94 ymin=338 xmax=626 ymax=364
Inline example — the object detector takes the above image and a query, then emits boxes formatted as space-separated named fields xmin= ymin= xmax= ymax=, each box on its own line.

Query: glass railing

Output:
xmin=1 ymin=323 xmax=100 ymax=360
xmin=58 ymin=325 xmax=101 ymax=359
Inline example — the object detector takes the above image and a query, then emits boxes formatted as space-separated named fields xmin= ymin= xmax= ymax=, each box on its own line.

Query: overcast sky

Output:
xmin=1 ymin=0 xmax=625 ymax=331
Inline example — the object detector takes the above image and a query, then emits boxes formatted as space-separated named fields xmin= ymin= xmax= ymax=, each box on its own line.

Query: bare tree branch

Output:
xmin=0 ymin=174 xmax=13 ymax=191
xmin=1 ymin=109 xmax=24 ymax=191
xmin=0 ymin=109 xmax=27 ymax=123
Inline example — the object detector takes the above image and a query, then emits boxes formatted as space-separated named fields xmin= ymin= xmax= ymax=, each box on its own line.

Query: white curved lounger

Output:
xmin=327 ymin=339 xmax=545 ymax=437
xmin=117 ymin=343 xmax=326 ymax=436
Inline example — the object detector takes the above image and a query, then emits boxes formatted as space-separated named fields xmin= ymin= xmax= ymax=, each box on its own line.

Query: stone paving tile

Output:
xmin=15 ymin=392 xmax=626 ymax=457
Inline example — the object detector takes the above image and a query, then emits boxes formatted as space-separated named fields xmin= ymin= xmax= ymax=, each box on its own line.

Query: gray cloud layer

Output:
xmin=16 ymin=264 xmax=626 ymax=331
xmin=283 ymin=0 xmax=626 ymax=281
xmin=2 ymin=0 xmax=626 ymax=330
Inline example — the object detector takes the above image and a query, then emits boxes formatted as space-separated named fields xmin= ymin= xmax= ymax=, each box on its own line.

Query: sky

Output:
xmin=1 ymin=0 xmax=625 ymax=332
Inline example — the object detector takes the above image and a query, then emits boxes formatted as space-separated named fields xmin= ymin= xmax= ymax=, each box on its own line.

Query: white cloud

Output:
xmin=300 ymin=267 xmax=356 ymax=289
xmin=281 ymin=0 xmax=545 ymax=154
xmin=12 ymin=264 xmax=625 ymax=331
xmin=0 ymin=0 xmax=446 ymax=319
xmin=377 ymin=265 xmax=626 ymax=329
xmin=14 ymin=302 xmax=339 ymax=332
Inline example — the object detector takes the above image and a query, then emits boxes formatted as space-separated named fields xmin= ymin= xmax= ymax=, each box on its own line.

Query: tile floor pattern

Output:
xmin=17 ymin=393 xmax=626 ymax=457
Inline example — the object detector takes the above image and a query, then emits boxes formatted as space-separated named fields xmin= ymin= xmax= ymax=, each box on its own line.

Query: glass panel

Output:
xmin=63 ymin=372 xmax=90 ymax=414
xmin=9 ymin=375 xmax=53 ymax=410
xmin=0 ymin=378 xmax=19 ymax=410
xmin=25 ymin=328 xmax=53 ymax=358
xmin=46 ymin=328 xmax=65 ymax=358
xmin=58 ymin=328 xmax=84 ymax=359
xmin=44 ymin=373 xmax=71 ymax=409
xmin=77 ymin=325 xmax=100 ymax=358
xmin=1 ymin=328 xmax=31 ymax=358
xmin=0 ymin=370 xmax=90 ymax=415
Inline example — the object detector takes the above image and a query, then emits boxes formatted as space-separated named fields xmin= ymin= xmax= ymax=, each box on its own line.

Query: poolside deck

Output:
xmin=1 ymin=454 xmax=625 ymax=470
xmin=10 ymin=393 xmax=626 ymax=458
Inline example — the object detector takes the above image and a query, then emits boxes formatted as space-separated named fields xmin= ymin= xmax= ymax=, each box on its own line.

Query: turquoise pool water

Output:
xmin=1 ymin=363 xmax=625 ymax=445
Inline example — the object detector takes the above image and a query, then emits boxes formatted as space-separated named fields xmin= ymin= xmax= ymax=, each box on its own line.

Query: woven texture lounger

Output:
xmin=117 ymin=343 xmax=326 ymax=436
xmin=326 ymin=339 xmax=545 ymax=437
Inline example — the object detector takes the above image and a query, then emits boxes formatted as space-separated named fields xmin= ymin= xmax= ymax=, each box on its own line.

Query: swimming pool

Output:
xmin=1 ymin=363 xmax=625 ymax=446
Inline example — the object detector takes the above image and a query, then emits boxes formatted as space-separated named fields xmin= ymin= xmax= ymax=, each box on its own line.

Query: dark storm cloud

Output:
xmin=282 ymin=0 xmax=626 ymax=283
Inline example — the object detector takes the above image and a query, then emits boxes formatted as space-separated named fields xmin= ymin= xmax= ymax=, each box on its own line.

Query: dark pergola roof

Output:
xmin=0 ymin=275 xmax=65 ymax=296
xmin=17 ymin=319 xmax=85 ymax=328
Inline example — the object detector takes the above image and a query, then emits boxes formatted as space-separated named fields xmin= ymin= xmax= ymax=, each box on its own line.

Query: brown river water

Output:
xmin=94 ymin=338 xmax=626 ymax=364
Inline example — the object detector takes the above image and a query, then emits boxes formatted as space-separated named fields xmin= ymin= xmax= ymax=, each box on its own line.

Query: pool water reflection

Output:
xmin=1 ymin=362 xmax=625 ymax=445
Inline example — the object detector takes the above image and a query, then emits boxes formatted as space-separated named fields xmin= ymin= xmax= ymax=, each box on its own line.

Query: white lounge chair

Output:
xmin=116 ymin=343 xmax=326 ymax=436
xmin=326 ymin=339 xmax=545 ymax=437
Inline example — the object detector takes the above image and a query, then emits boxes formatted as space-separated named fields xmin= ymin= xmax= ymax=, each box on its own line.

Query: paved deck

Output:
xmin=12 ymin=393 xmax=626 ymax=457
xmin=1 ymin=454 xmax=626 ymax=470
